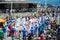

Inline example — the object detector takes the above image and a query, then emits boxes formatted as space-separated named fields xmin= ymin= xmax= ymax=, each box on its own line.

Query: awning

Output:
xmin=0 ymin=18 xmax=6 ymax=22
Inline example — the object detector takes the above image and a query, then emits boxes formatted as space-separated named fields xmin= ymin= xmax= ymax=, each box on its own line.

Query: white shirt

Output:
xmin=48 ymin=25 xmax=51 ymax=29
xmin=22 ymin=18 xmax=26 ymax=25
xmin=51 ymin=17 xmax=54 ymax=22
xmin=16 ymin=18 xmax=20 ymax=27
xmin=0 ymin=28 xmax=2 ymax=30
xmin=39 ymin=17 xmax=42 ymax=22
xmin=29 ymin=18 xmax=34 ymax=23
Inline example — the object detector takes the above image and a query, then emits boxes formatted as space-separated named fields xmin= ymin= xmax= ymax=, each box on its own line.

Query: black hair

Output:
xmin=19 ymin=30 xmax=21 ymax=33
xmin=0 ymin=22 xmax=4 ymax=28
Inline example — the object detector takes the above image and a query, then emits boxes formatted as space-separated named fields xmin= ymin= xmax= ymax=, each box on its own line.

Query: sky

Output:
xmin=29 ymin=0 xmax=60 ymax=6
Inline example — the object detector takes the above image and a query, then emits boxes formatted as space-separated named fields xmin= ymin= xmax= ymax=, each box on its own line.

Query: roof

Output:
xmin=0 ymin=1 xmax=37 ymax=4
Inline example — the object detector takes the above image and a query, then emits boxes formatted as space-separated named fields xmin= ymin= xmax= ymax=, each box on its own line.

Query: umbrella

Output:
xmin=0 ymin=18 xmax=6 ymax=22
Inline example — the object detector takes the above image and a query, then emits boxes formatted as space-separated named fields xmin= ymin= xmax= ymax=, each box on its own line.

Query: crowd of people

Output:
xmin=0 ymin=9 xmax=58 ymax=40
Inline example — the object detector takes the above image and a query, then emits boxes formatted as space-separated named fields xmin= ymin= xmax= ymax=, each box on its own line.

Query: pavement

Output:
xmin=0 ymin=12 xmax=37 ymax=18
xmin=3 ymin=36 xmax=56 ymax=40
xmin=3 ymin=37 xmax=19 ymax=40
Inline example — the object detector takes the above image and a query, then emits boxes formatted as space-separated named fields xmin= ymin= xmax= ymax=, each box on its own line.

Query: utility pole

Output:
xmin=10 ymin=0 xmax=12 ymax=17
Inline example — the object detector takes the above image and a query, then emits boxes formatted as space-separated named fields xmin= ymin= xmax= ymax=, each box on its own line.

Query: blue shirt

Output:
xmin=39 ymin=22 xmax=45 ymax=32
xmin=35 ymin=25 xmax=39 ymax=31
xmin=12 ymin=28 xmax=15 ymax=33
xmin=52 ymin=13 xmax=54 ymax=17
xmin=22 ymin=29 xmax=26 ymax=36
xmin=3 ymin=27 xmax=6 ymax=33
xmin=40 ymin=30 xmax=44 ymax=34
xmin=3 ymin=25 xmax=8 ymax=33
xmin=30 ymin=27 xmax=34 ymax=35
xmin=39 ymin=22 xmax=43 ymax=28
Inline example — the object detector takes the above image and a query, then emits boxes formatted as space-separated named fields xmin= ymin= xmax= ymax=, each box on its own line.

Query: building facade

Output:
xmin=0 ymin=0 xmax=28 ymax=2
xmin=0 ymin=0 xmax=37 ymax=13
